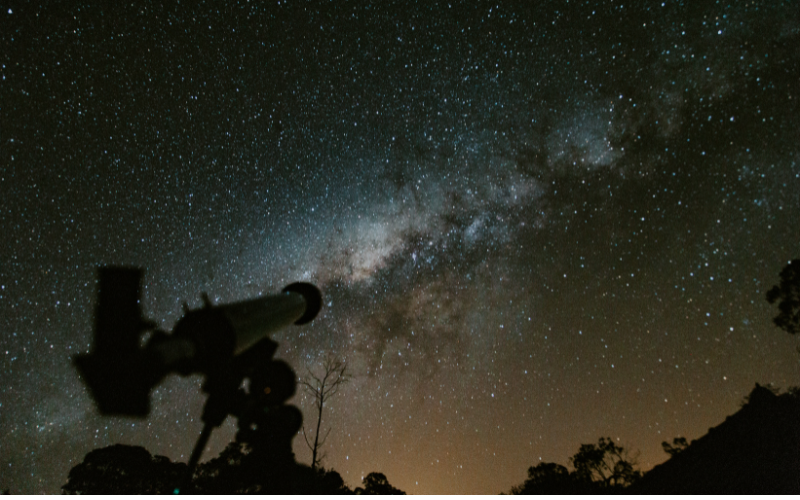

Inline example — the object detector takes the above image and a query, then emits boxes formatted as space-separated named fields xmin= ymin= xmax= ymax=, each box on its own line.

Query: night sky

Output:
xmin=2 ymin=0 xmax=799 ymax=494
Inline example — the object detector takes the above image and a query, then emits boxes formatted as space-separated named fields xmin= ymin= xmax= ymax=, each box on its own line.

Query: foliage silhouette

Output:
xmin=192 ymin=440 xmax=353 ymax=494
xmin=740 ymin=382 xmax=779 ymax=407
xmin=766 ymin=259 xmax=800 ymax=335
xmin=354 ymin=472 xmax=406 ymax=495
xmin=509 ymin=437 xmax=641 ymax=494
xmin=509 ymin=462 xmax=583 ymax=495
xmin=64 ymin=441 xmax=354 ymax=494
xmin=314 ymin=468 xmax=354 ymax=495
xmin=570 ymin=437 xmax=641 ymax=490
xmin=661 ymin=437 xmax=689 ymax=457
xmin=62 ymin=444 xmax=187 ymax=494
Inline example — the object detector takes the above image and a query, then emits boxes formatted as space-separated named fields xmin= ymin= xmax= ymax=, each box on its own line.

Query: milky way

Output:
xmin=1 ymin=1 xmax=799 ymax=494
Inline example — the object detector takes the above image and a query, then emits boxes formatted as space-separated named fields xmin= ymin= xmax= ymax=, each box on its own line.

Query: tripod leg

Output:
xmin=175 ymin=422 xmax=214 ymax=494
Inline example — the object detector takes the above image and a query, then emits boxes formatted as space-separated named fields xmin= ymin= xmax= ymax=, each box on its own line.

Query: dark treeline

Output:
xmin=61 ymin=440 xmax=405 ymax=494
xmin=64 ymin=437 xmax=642 ymax=494
xmin=58 ymin=383 xmax=800 ymax=495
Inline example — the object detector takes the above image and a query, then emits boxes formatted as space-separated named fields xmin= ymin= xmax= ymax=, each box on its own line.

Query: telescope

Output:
xmin=74 ymin=267 xmax=323 ymax=492
xmin=74 ymin=267 xmax=322 ymax=417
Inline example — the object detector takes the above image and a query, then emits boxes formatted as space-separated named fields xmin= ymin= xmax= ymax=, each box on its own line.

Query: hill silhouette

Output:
xmin=631 ymin=384 xmax=800 ymax=494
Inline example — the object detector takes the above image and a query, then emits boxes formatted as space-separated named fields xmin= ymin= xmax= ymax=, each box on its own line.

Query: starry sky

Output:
xmin=1 ymin=0 xmax=799 ymax=494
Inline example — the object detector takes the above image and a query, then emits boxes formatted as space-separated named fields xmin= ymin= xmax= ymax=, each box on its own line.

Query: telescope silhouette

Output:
xmin=74 ymin=267 xmax=322 ymax=417
xmin=74 ymin=267 xmax=323 ymax=492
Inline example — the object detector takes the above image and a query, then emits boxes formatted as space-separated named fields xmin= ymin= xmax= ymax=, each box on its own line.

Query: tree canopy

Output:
xmin=63 ymin=441 xmax=353 ymax=495
xmin=62 ymin=444 xmax=187 ymax=495
xmin=355 ymin=472 xmax=406 ymax=495
xmin=570 ymin=436 xmax=641 ymax=489
xmin=186 ymin=440 xmax=353 ymax=494
xmin=510 ymin=437 xmax=641 ymax=494
xmin=766 ymin=259 xmax=800 ymax=335
xmin=661 ymin=437 xmax=689 ymax=457
xmin=509 ymin=462 xmax=576 ymax=495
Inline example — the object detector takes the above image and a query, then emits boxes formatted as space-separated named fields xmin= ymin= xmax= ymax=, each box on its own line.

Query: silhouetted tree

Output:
xmin=509 ymin=462 xmax=579 ymax=494
xmin=64 ymin=440 xmax=352 ymax=494
xmin=314 ymin=467 xmax=353 ymax=494
xmin=570 ymin=437 xmax=641 ymax=490
xmin=301 ymin=354 xmax=349 ymax=470
xmin=511 ymin=438 xmax=641 ymax=494
xmin=661 ymin=437 xmax=689 ymax=457
xmin=355 ymin=472 xmax=406 ymax=495
xmin=766 ymin=259 xmax=800 ymax=335
xmin=740 ymin=383 xmax=780 ymax=408
xmin=62 ymin=444 xmax=187 ymax=494
xmin=192 ymin=440 xmax=353 ymax=494
xmin=192 ymin=442 xmax=250 ymax=494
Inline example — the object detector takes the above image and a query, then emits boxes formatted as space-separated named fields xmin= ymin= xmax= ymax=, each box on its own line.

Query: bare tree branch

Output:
xmin=301 ymin=353 xmax=349 ymax=471
xmin=318 ymin=427 xmax=332 ymax=448
xmin=301 ymin=426 xmax=314 ymax=452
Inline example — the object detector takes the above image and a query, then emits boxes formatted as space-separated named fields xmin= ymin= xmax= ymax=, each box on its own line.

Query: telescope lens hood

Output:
xmin=281 ymin=282 xmax=322 ymax=325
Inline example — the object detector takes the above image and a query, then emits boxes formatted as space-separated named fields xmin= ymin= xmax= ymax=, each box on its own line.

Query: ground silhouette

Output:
xmin=631 ymin=384 xmax=800 ymax=494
